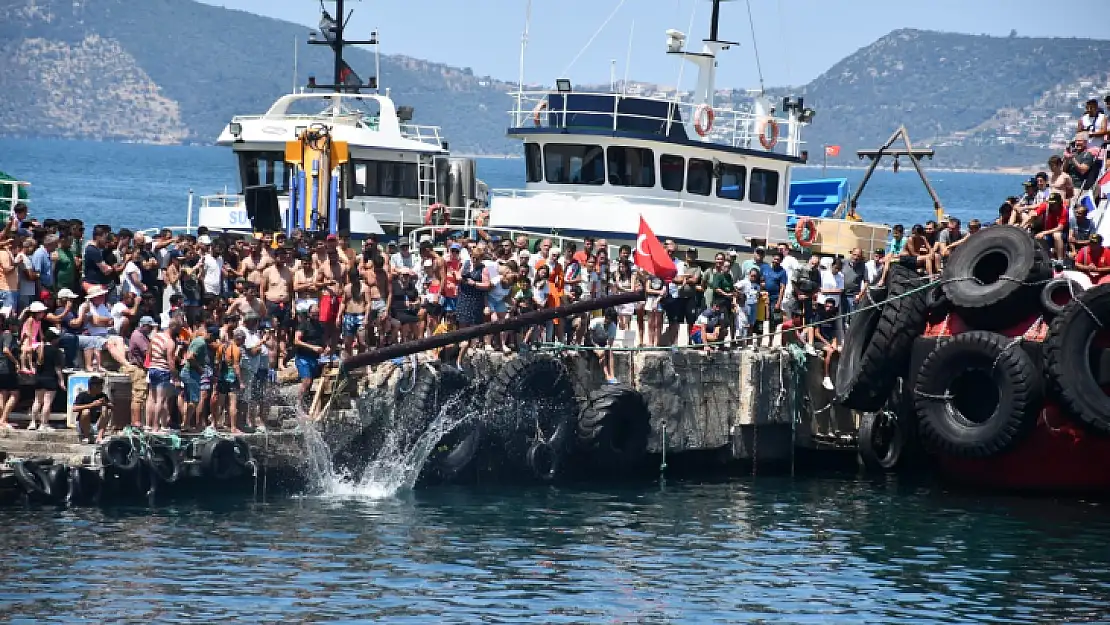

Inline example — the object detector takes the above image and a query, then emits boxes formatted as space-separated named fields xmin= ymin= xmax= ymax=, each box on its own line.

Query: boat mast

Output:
xmin=667 ymin=0 xmax=737 ymax=112
xmin=308 ymin=0 xmax=377 ymax=93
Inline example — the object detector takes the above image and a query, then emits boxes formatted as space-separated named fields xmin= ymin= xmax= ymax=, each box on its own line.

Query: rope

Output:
xmin=1067 ymin=276 xmax=1103 ymax=328
xmin=660 ymin=421 xmax=667 ymax=475
xmin=558 ymin=0 xmax=627 ymax=78
xmin=744 ymin=0 xmax=765 ymax=95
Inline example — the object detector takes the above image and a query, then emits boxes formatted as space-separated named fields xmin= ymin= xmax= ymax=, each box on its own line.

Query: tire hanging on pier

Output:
xmin=484 ymin=354 xmax=580 ymax=481
xmin=67 ymin=467 xmax=102 ymax=506
xmin=835 ymin=265 xmax=928 ymax=412
xmin=144 ymin=445 xmax=182 ymax=484
xmin=411 ymin=366 xmax=483 ymax=485
xmin=857 ymin=382 xmax=908 ymax=471
xmin=1046 ymin=285 xmax=1110 ymax=435
xmin=101 ymin=438 xmax=140 ymax=473
xmin=941 ymin=225 xmax=1044 ymax=330
xmin=914 ymin=331 xmax=1042 ymax=458
xmin=198 ymin=437 xmax=242 ymax=480
xmin=576 ymin=384 xmax=652 ymax=473
xmin=12 ymin=460 xmax=54 ymax=500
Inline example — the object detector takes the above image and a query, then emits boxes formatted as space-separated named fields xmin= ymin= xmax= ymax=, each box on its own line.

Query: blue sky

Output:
xmin=200 ymin=0 xmax=1105 ymax=89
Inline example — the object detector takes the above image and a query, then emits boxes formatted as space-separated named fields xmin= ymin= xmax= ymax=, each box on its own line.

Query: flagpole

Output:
xmin=822 ymin=144 xmax=827 ymax=176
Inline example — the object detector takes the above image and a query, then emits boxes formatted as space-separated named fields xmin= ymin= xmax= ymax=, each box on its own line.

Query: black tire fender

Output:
xmin=914 ymin=330 xmax=1042 ymax=458
xmin=12 ymin=460 xmax=52 ymax=498
xmin=199 ymin=438 xmax=241 ymax=480
xmin=67 ymin=467 xmax=102 ymax=506
xmin=144 ymin=445 xmax=182 ymax=484
xmin=485 ymin=354 xmax=580 ymax=473
xmin=858 ymin=410 xmax=905 ymax=471
xmin=835 ymin=265 xmax=928 ymax=411
xmin=101 ymin=438 xmax=140 ymax=472
xmin=1046 ymin=284 xmax=1110 ymax=434
xmin=941 ymin=225 xmax=1040 ymax=330
xmin=1040 ymin=277 xmax=1084 ymax=319
xmin=577 ymin=384 xmax=652 ymax=470
xmin=231 ymin=437 xmax=252 ymax=469
xmin=398 ymin=365 xmax=472 ymax=450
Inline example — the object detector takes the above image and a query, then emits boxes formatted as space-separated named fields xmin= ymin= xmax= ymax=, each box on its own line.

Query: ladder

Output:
xmin=418 ymin=155 xmax=437 ymax=212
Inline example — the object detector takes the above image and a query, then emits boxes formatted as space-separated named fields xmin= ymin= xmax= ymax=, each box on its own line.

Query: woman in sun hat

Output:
xmin=18 ymin=300 xmax=48 ymax=376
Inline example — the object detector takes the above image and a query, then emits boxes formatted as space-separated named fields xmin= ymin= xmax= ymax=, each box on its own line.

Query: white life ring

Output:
xmin=759 ymin=118 xmax=779 ymax=149
xmin=693 ymin=104 xmax=715 ymax=137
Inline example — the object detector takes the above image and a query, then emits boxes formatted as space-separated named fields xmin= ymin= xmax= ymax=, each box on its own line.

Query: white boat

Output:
xmin=487 ymin=0 xmax=813 ymax=256
xmin=193 ymin=0 xmax=486 ymax=238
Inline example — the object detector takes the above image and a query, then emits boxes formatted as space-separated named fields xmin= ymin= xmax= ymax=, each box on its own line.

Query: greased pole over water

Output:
xmin=340 ymin=291 xmax=645 ymax=372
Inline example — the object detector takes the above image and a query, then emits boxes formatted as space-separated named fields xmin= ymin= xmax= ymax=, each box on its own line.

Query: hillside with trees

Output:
xmin=2 ymin=0 xmax=1109 ymax=167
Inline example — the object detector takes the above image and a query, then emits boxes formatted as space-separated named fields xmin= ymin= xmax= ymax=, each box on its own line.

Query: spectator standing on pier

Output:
xmin=146 ymin=315 xmax=180 ymax=433
xmin=16 ymin=238 xmax=39 ymax=311
xmin=82 ymin=225 xmax=114 ymax=295
xmin=295 ymin=303 xmax=327 ymax=414
xmin=660 ymin=239 xmax=687 ymax=347
xmin=1079 ymin=98 xmax=1108 ymax=149
xmin=865 ymin=249 xmax=885 ymax=286
xmin=29 ymin=327 xmax=64 ymax=434
xmin=706 ymin=253 xmax=735 ymax=342
xmin=841 ymin=248 xmax=867 ymax=323
xmin=31 ymin=234 xmax=56 ymax=294
xmin=736 ymin=267 xmax=762 ymax=345
xmin=53 ymin=232 xmax=78 ymax=295
xmin=741 ymin=247 xmax=771 ymax=282
xmin=0 ymin=309 xmax=17 ymax=431
xmin=0 ymin=238 xmax=18 ymax=312
xmin=127 ymin=315 xmax=155 ymax=428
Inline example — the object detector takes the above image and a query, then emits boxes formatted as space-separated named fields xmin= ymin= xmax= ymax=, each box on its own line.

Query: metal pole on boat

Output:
xmin=516 ymin=0 xmax=533 ymax=125
xmin=822 ymin=145 xmax=827 ymax=176
xmin=186 ymin=189 xmax=193 ymax=234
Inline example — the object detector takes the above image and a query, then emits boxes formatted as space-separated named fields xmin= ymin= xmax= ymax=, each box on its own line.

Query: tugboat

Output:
xmin=196 ymin=0 xmax=486 ymax=237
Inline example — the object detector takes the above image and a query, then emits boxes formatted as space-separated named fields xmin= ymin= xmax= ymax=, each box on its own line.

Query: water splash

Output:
xmin=299 ymin=388 xmax=476 ymax=500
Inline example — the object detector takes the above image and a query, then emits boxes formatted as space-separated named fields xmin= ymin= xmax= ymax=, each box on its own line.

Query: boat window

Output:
xmin=716 ymin=163 xmax=746 ymax=201
xmin=606 ymin=147 xmax=655 ymax=188
xmin=348 ymin=160 xmax=419 ymax=199
xmin=239 ymin=152 xmax=292 ymax=193
xmin=750 ymin=168 xmax=780 ymax=205
xmin=660 ymin=155 xmax=684 ymax=192
xmin=544 ymin=144 xmax=605 ymax=185
xmin=525 ymin=143 xmax=542 ymax=183
xmin=687 ymin=158 xmax=713 ymax=196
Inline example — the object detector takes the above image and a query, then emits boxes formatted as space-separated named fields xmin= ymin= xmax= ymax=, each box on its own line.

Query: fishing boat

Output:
xmin=477 ymin=0 xmax=884 ymax=258
xmin=193 ymin=0 xmax=486 ymax=238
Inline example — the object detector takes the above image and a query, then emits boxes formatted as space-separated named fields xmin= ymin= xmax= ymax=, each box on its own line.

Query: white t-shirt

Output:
xmin=120 ymin=260 xmax=143 ymax=296
xmin=241 ymin=330 xmax=265 ymax=373
xmin=667 ymin=259 xmax=687 ymax=298
xmin=818 ymin=269 xmax=844 ymax=305
xmin=110 ymin=302 xmax=130 ymax=334
xmin=1080 ymin=112 xmax=1108 ymax=146
xmin=202 ymin=254 xmax=223 ymax=295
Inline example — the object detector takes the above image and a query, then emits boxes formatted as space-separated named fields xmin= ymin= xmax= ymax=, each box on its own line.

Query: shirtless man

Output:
xmin=293 ymin=251 xmax=322 ymax=309
xmin=337 ymin=266 xmax=369 ymax=358
xmin=315 ymin=235 xmax=346 ymax=350
xmin=363 ymin=255 xmax=390 ymax=346
xmin=240 ymin=238 xmax=273 ymax=288
xmin=225 ymin=282 xmax=266 ymax=322
xmin=261 ymin=248 xmax=294 ymax=360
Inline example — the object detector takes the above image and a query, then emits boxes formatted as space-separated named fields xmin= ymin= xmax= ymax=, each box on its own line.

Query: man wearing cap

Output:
xmin=127 ymin=316 xmax=156 ymax=428
xmin=77 ymin=285 xmax=113 ymax=371
xmin=1075 ymin=234 xmax=1110 ymax=284
xmin=1017 ymin=179 xmax=1039 ymax=208
xmin=54 ymin=288 xmax=82 ymax=368
xmin=1023 ymin=192 xmax=1069 ymax=260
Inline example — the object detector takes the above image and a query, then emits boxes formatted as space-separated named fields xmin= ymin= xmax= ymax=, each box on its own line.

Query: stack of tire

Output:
xmin=410 ymin=354 xmax=653 ymax=485
xmin=836 ymin=225 xmax=1110 ymax=477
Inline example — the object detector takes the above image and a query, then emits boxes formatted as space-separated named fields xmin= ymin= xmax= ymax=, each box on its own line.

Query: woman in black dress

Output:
xmin=454 ymin=245 xmax=490 ymax=368
xmin=0 ymin=310 xmax=18 ymax=431
xmin=29 ymin=327 xmax=65 ymax=434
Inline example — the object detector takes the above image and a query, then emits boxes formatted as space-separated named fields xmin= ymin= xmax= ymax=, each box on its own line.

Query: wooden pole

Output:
xmin=340 ymin=290 xmax=646 ymax=372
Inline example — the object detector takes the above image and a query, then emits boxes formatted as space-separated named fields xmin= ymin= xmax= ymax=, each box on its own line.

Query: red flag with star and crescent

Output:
xmin=634 ymin=216 xmax=676 ymax=281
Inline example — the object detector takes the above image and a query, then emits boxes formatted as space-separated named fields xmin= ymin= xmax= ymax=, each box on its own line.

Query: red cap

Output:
xmin=39 ymin=289 xmax=51 ymax=300
xmin=326 ymin=234 xmax=338 ymax=241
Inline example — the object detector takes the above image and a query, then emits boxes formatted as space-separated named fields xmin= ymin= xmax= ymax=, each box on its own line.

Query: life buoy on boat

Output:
xmin=693 ymin=104 xmax=715 ymax=137
xmin=532 ymin=100 xmax=548 ymax=126
xmin=794 ymin=217 xmax=818 ymax=247
xmin=759 ymin=118 xmax=779 ymax=149
xmin=424 ymin=203 xmax=450 ymax=235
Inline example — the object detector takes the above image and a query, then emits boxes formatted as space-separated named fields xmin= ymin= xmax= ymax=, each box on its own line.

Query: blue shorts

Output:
xmin=181 ymin=369 xmax=202 ymax=404
xmin=0 ymin=290 xmax=17 ymax=311
xmin=487 ymin=296 xmax=509 ymax=315
xmin=690 ymin=327 xmax=704 ymax=345
xmin=442 ymin=297 xmax=458 ymax=313
xmin=148 ymin=368 xmax=172 ymax=390
xmin=342 ymin=313 xmax=364 ymax=338
xmin=295 ymin=355 xmax=321 ymax=380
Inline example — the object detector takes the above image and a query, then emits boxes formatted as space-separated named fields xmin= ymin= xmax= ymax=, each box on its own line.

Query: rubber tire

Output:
xmin=12 ymin=460 xmax=52 ymax=498
xmin=45 ymin=465 xmax=69 ymax=501
xmin=199 ymin=438 xmax=242 ymax=480
xmin=484 ymin=354 xmax=579 ymax=479
xmin=101 ymin=438 xmax=140 ymax=472
xmin=941 ymin=225 xmax=1039 ymax=330
xmin=577 ymin=384 xmax=651 ymax=471
xmin=1041 ymin=277 xmax=1084 ymax=320
xmin=231 ymin=437 xmax=252 ymax=469
xmin=422 ymin=419 xmax=482 ymax=483
xmin=858 ymin=409 xmax=904 ymax=471
xmin=399 ymin=365 xmax=472 ymax=450
xmin=914 ymin=330 xmax=1042 ymax=458
xmin=924 ymin=280 xmax=950 ymax=322
xmin=835 ymin=264 xmax=928 ymax=412
xmin=1046 ymin=284 xmax=1110 ymax=434
xmin=145 ymin=445 xmax=182 ymax=484
xmin=67 ymin=467 xmax=101 ymax=506
xmin=526 ymin=441 xmax=557 ymax=481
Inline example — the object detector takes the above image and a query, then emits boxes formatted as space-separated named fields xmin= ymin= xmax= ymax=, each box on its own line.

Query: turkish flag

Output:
xmin=825 ymin=145 xmax=841 ymax=157
xmin=634 ymin=216 xmax=676 ymax=281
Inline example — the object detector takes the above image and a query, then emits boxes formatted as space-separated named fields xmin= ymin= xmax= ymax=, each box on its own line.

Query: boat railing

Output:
xmin=0 ymin=179 xmax=29 ymax=221
xmin=196 ymin=192 xmax=430 ymax=235
xmin=509 ymin=91 xmax=793 ymax=152
xmin=229 ymin=114 xmax=445 ymax=149
xmin=398 ymin=124 xmax=445 ymax=149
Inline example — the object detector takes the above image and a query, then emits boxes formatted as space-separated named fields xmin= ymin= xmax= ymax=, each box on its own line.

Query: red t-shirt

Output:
xmin=781 ymin=318 xmax=804 ymax=346
xmin=1076 ymin=246 xmax=1110 ymax=278
xmin=1033 ymin=202 xmax=1069 ymax=231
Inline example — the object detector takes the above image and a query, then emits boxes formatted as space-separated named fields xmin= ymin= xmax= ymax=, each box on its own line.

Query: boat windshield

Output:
xmin=239 ymin=152 xmax=293 ymax=193
xmin=278 ymin=96 xmax=382 ymax=127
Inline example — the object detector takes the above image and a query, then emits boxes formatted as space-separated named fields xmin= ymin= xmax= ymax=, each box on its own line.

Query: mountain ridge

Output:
xmin=2 ymin=0 xmax=1110 ymax=168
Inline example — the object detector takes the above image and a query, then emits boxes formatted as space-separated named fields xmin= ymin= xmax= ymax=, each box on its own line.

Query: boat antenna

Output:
xmin=516 ymin=0 xmax=532 ymax=115
xmin=559 ymin=0 xmax=627 ymax=79
xmin=621 ymin=20 xmax=635 ymax=95
xmin=744 ymin=0 xmax=765 ymax=95
xmin=309 ymin=0 xmax=377 ymax=93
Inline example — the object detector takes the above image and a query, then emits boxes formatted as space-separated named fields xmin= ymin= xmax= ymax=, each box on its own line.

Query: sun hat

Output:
xmin=197 ymin=235 xmax=213 ymax=246
xmin=26 ymin=301 xmax=47 ymax=313
xmin=139 ymin=316 xmax=156 ymax=327
xmin=86 ymin=285 xmax=108 ymax=298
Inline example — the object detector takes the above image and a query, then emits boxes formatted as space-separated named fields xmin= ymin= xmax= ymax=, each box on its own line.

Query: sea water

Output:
xmin=4 ymin=139 xmax=1105 ymax=622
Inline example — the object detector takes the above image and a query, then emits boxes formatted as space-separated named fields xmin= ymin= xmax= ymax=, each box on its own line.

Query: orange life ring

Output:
xmin=424 ymin=203 xmax=449 ymax=234
xmin=794 ymin=217 xmax=817 ymax=247
xmin=759 ymin=118 xmax=779 ymax=149
xmin=694 ymin=104 xmax=715 ymax=137
xmin=532 ymin=100 xmax=548 ymax=126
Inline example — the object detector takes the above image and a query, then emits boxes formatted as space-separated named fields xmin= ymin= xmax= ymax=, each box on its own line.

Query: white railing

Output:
xmin=0 ymin=179 xmax=29 ymax=215
xmin=508 ymin=90 xmax=799 ymax=154
xmin=197 ymin=193 xmax=426 ymax=235
xmin=399 ymin=124 xmax=444 ymax=149
xmin=230 ymin=114 xmax=444 ymax=149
